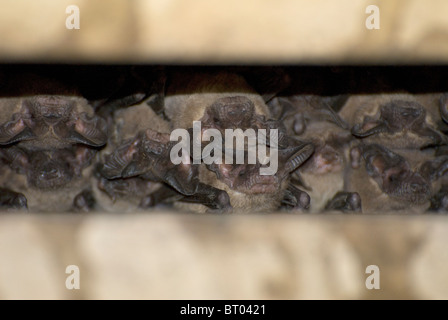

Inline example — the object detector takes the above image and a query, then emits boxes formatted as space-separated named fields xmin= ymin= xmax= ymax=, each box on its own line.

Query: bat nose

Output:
xmin=226 ymin=105 xmax=248 ymax=126
xmin=40 ymin=165 xmax=62 ymax=181
xmin=404 ymin=108 xmax=422 ymax=119
xmin=410 ymin=182 xmax=429 ymax=194
xmin=228 ymin=105 xmax=246 ymax=117
xmin=41 ymin=106 xmax=64 ymax=125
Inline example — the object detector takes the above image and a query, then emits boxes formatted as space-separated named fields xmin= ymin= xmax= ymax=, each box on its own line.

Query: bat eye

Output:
xmin=388 ymin=174 xmax=398 ymax=183
xmin=149 ymin=145 xmax=164 ymax=155
xmin=213 ymin=117 xmax=221 ymax=125
xmin=238 ymin=170 xmax=246 ymax=177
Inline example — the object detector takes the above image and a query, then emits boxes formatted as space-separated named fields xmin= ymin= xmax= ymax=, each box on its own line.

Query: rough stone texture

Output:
xmin=1 ymin=0 xmax=448 ymax=63
xmin=0 ymin=213 xmax=446 ymax=299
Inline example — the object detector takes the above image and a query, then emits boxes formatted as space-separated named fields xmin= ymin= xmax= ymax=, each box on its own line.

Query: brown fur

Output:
xmin=346 ymin=145 xmax=433 ymax=213
xmin=163 ymin=71 xmax=302 ymax=213
xmin=339 ymin=93 xmax=443 ymax=149
xmin=94 ymin=102 xmax=171 ymax=212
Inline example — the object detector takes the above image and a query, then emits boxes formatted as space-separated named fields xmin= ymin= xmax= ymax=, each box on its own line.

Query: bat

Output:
xmin=0 ymin=187 xmax=27 ymax=211
xmin=289 ymin=120 xmax=360 ymax=213
xmin=163 ymin=71 xmax=272 ymax=130
xmin=0 ymin=145 xmax=96 ymax=212
xmin=200 ymin=140 xmax=314 ymax=212
xmin=95 ymin=102 xmax=231 ymax=211
xmin=347 ymin=143 xmax=432 ymax=212
xmin=267 ymin=95 xmax=349 ymax=136
xmin=164 ymin=72 xmax=314 ymax=212
xmin=268 ymin=94 xmax=359 ymax=213
xmin=99 ymin=72 xmax=314 ymax=212
xmin=418 ymin=154 xmax=448 ymax=213
xmin=0 ymin=95 xmax=108 ymax=150
xmin=339 ymin=94 xmax=445 ymax=150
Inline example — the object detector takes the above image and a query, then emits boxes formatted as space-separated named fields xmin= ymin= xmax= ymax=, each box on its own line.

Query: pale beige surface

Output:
xmin=1 ymin=0 xmax=448 ymax=63
xmin=0 ymin=213 xmax=446 ymax=300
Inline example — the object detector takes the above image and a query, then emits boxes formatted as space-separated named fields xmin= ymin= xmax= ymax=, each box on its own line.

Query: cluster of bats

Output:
xmin=1 ymin=67 xmax=448 ymax=214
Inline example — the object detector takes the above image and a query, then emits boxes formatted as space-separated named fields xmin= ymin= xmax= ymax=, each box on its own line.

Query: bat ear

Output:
xmin=0 ymin=188 xmax=28 ymax=210
xmin=66 ymin=113 xmax=108 ymax=147
xmin=70 ymin=147 xmax=96 ymax=176
xmin=318 ymin=98 xmax=349 ymax=129
xmin=415 ymin=126 xmax=446 ymax=147
xmin=122 ymin=160 xmax=148 ymax=178
xmin=324 ymin=191 xmax=362 ymax=212
xmin=0 ymin=115 xmax=35 ymax=145
xmin=0 ymin=146 xmax=29 ymax=174
xmin=165 ymin=168 xmax=199 ymax=196
xmin=363 ymin=145 xmax=390 ymax=177
xmin=206 ymin=162 xmax=221 ymax=175
xmin=0 ymin=127 xmax=35 ymax=145
xmin=440 ymin=94 xmax=448 ymax=123
xmin=282 ymin=184 xmax=310 ymax=210
xmin=144 ymin=129 xmax=171 ymax=144
xmin=270 ymin=97 xmax=296 ymax=120
xmin=101 ymin=137 xmax=142 ymax=179
xmin=419 ymin=156 xmax=448 ymax=182
xmin=351 ymin=118 xmax=388 ymax=138
xmin=282 ymin=142 xmax=315 ymax=173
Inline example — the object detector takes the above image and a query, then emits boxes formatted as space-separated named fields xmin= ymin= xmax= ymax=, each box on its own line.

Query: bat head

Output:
xmin=28 ymin=151 xmax=73 ymax=189
xmin=202 ymin=96 xmax=260 ymax=130
xmin=207 ymin=141 xmax=314 ymax=195
xmin=208 ymin=161 xmax=279 ymax=194
xmin=363 ymin=144 xmax=431 ymax=205
xmin=0 ymin=95 xmax=108 ymax=148
xmin=380 ymin=101 xmax=425 ymax=131
xmin=25 ymin=96 xmax=75 ymax=126
xmin=101 ymin=129 xmax=199 ymax=196
xmin=0 ymin=146 xmax=95 ymax=190
xmin=352 ymin=100 xmax=426 ymax=137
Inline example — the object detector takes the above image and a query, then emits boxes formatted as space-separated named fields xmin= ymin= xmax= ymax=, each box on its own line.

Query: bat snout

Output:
xmin=31 ymin=161 xmax=71 ymax=189
xmin=39 ymin=165 xmax=63 ymax=181
xmin=224 ymin=104 xmax=250 ymax=126
xmin=403 ymin=175 xmax=431 ymax=204
xmin=40 ymin=106 xmax=67 ymax=125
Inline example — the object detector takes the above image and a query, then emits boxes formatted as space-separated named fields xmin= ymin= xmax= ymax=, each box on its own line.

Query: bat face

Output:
xmin=351 ymin=99 xmax=444 ymax=147
xmin=97 ymin=175 xmax=159 ymax=203
xmin=198 ymin=95 xmax=315 ymax=202
xmin=200 ymin=96 xmax=261 ymax=131
xmin=27 ymin=151 xmax=73 ymax=189
xmin=301 ymin=143 xmax=343 ymax=174
xmin=0 ymin=146 xmax=95 ymax=190
xmin=380 ymin=101 xmax=425 ymax=131
xmin=352 ymin=101 xmax=424 ymax=135
xmin=324 ymin=191 xmax=362 ymax=212
xmin=362 ymin=144 xmax=431 ymax=205
xmin=100 ymin=129 xmax=199 ymax=196
xmin=0 ymin=95 xmax=108 ymax=149
xmin=207 ymin=162 xmax=279 ymax=194
xmin=207 ymin=142 xmax=314 ymax=195
xmin=268 ymin=96 xmax=349 ymax=136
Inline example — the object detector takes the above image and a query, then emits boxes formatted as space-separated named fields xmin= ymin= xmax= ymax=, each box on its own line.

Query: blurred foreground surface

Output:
xmin=0 ymin=213 xmax=446 ymax=300
xmin=1 ymin=0 xmax=448 ymax=64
